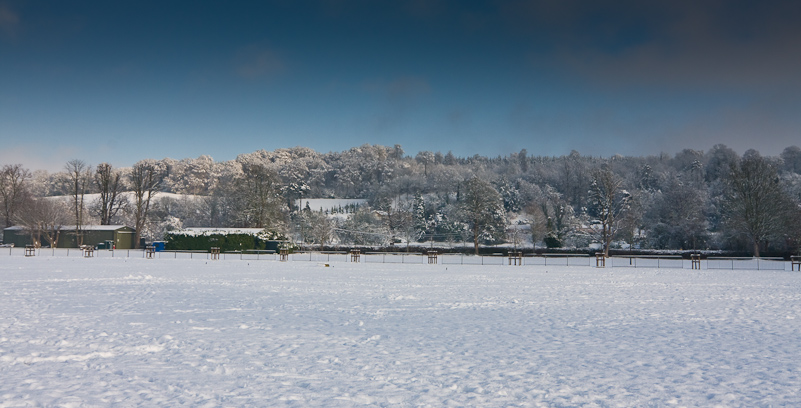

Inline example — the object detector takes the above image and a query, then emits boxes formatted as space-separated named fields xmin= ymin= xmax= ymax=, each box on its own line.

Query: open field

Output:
xmin=1 ymin=257 xmax=799 ymax=406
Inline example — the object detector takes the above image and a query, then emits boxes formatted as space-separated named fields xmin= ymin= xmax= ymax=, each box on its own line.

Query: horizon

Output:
xmin=6 ymin=142 xmax=801 ymax=174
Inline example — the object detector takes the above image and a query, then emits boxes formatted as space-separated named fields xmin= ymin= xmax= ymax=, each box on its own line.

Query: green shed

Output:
xmin=2 ymin=225 xmax=135 ymax=249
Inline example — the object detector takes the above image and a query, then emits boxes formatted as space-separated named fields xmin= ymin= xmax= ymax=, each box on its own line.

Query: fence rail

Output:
xmin=3 ymin=246 xmax=800 ymax=271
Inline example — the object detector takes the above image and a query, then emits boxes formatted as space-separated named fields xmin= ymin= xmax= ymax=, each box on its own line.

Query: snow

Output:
xmin=1 ymin=256 xmax=799 ymax=406
xmin=298 ymin=198 xmax=368 ymax=212
xmin=167 ymin=227 xmax=267 ymax=237
xmin=4 ymin=225 xmax=130 ymax=232
xmin=46 ymin=192 xmax=203 ymax=203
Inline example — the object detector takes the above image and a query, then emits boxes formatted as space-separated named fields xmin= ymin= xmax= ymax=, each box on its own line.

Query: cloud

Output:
xmin=507 ymin=91 xmax=801 ymax=158
xmin=0 ymin=2 xmax=19 ymax=39
xmin=233 ymin=44 xmax=285 ymax=80
xmin=664 ymin=93 xmax=801 ymax=156
xmin=497 ymin=1 xmax=801 ymax=157
xmin=506 ymin=1 xmax=801 ymax=91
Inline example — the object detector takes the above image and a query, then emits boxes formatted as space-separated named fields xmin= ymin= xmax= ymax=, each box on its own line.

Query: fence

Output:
xmin=706 ymin=257 xmax=787 ymax=271
xmin=2 ymin=246 xmax=799 ymax=271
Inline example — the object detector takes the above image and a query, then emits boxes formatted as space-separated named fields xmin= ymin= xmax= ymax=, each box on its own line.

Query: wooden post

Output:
xmin=280 ymin=248 xmax=289 ymax=262
xmin=350 ymin=249 xmax=360 ymax=262
xmin=508 ymin=251 xmax=522 ymax=266
xmin=792 ymin=256 xmax=800 ymax=271
xmin=691 ymin=253 xmax=701 ymax=270
xmin=25 ymin=245 xmax=35 ymax=257
xmin=427 ymin=250 xmax=438 ymax=264
xmin=595 ymin=252 xmax=605 ymax=268
xmin=145 ymin=245 xmax=155 ymax=259
xmin=210 ymin=247 xmax=220 ymax=260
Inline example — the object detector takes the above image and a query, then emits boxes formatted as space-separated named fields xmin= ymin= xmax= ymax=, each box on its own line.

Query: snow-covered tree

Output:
xmin=459 ymin=177 xmax=506 ymax=254
xmin=644 ymin=176 xmax=707 ymax=250
xmin=163 ymin=155 xmax=219 ymax=195
xmin=337 ymin=206 xmax=387 ymax=246
xmin=296 ymin=210 xmax=334 ymax=249
xmin=588 ymin=167 xmax=630 ymax=257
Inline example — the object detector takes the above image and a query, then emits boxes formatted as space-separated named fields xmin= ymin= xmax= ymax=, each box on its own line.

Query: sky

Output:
xmin=1 ymin=0 xmax=800 ymax=172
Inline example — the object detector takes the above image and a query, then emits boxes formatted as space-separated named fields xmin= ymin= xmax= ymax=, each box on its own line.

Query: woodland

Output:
xmin=2 ymin=144 xmax=801 ymax=256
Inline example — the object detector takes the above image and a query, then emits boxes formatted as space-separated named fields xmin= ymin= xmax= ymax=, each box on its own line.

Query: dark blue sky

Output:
xmin=2 ymin=0 xmax=800 ymax=171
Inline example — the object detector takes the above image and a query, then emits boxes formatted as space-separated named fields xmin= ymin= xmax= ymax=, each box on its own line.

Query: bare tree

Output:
xmin=14 ymin=196 xmax=70 ymax=248
xmin=298 ymin=210 xmax=334 ymax=249
xmin=0 ymin=164 xmax=31 ymax=228
xmin=389 ymin=195 xmax=421 ymax=251
xmin=561 ymin=150 xmax=590 ymax=209
xmin=724 ymin=152 xmax=797 ymax=257
xmin=130 ymin=160 xmax=164 ymax=248
xmin=589 ymin=167 xmax=630 ymax=257
xmin=93 ymin=163 xmax=126 ymax=225
xmin=780 ymin=145 xmax=801 ymax=174
xmin=645 ymin=177 xmax=707 ymax=250
xmin=530 ymin=185 xmax=576 ymax=248
xmin=234 ymin=163 xmax=285 ymax=229
xmin=63 ymin=159 xmax=92 ymax=245
xmin=416 ymin=151 xmax=435 ymax=177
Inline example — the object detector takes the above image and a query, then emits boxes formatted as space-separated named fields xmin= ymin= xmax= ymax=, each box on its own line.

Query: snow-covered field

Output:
xmin=1 ymin=257 xmax=799 ymax=407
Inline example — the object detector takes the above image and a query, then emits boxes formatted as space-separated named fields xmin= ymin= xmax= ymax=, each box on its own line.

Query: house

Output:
xmin=2 ymin=225 xmax=136 ymax=249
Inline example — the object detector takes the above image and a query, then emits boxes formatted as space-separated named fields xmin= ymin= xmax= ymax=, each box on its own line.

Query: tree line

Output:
xmin=1 ymin=144 xmax=800 ymax=255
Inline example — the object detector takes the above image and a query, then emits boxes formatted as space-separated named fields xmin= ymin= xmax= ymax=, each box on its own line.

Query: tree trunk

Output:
xmin=473 ymin=225 xmax=479 ymax=255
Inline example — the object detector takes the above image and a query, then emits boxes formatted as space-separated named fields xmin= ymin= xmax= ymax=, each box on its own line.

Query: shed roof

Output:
xmin=3 ymin=225 xmax=133 ymax=232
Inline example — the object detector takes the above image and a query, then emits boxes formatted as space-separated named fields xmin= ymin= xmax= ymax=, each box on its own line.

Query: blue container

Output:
xmin=153 ymin=241 xmax=166 ymax=252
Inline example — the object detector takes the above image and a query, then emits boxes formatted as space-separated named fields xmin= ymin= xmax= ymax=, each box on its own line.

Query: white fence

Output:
xmin=3 ymin=247 xmax=799 ymax=271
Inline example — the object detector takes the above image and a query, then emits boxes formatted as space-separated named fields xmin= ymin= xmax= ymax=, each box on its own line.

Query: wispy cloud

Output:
xmin=0 ymin=2 xmax=20 ymax=39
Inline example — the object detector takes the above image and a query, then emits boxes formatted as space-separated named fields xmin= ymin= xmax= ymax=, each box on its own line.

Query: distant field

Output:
xmin=298 ymin=198 xmax=368 ymax=212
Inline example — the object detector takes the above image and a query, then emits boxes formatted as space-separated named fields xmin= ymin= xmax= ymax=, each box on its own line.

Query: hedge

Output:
xmin=165 ymin=233 xmax=281 ymax=252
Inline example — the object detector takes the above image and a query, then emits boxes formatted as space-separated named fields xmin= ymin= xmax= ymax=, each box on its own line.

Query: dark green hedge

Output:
xmin=165 ymin=233 xmax=281 ymax=252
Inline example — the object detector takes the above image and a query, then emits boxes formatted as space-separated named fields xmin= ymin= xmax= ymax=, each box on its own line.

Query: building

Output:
xmin=2 ymin=225 xmax=136 ymax=249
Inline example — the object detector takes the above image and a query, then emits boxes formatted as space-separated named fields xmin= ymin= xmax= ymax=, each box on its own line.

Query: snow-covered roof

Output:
xmin=3 ymin=225 xmax=133 ymax=231
xmin=166 ymin=227 xmax=266 ymax=236
xmin=165 ymin=228 xmax=289 ymax=241
xmin=78 ymin=225 xmax=133 ymax=231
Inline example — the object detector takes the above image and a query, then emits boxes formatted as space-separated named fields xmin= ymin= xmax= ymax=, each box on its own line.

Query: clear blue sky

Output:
xmin=2 ymin=0 xmax=800 ymax=171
